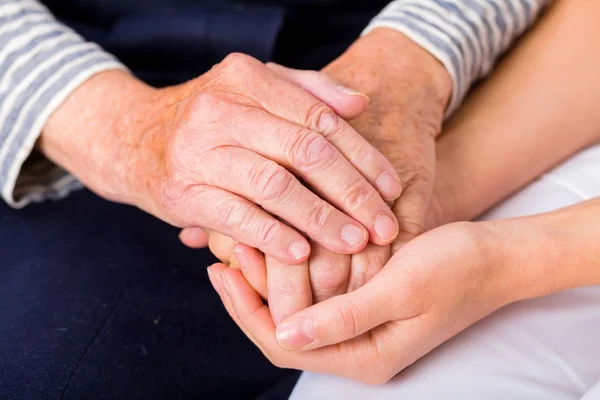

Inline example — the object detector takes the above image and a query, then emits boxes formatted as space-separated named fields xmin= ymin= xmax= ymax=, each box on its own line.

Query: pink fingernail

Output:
xmin=289 ymin=240 xmax=310 ymax=260
xmin=220 ymin=271 xmax=231 ymax=296
xmin=376 ymin=172 xmax=401 ymax=200
xmin=276 ymin=317 xmax=315 ymax=350
xmin=341 ymin=224 xmax=367 ymax=249
xmin=233 ymin=248 xmax=250 ymax=272
xmin=374 ymin=214 xmax=398 ymax=242
xmin=207 ymin=268 xmax=221 ymax=296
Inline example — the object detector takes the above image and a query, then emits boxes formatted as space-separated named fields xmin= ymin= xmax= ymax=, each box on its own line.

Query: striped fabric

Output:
xmin=364 ymin=0 xmax=552 ymax=115
xmin=0 ymin=0 xmax=549 ymax=208
xmin=0 ymin=0 xmax=125 ymax=208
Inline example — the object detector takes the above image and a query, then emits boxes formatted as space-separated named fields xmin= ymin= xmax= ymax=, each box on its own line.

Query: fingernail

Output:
xmin=337 ymin=85 xmax=370 ymax=101
xmin=276 ymin=317 xmax=315 ymax=350
xmin=374 ymin=214 xmax=398 ymax=242
xmin=207 ymin=268 xmax=221 ymax=296
xmin=233 ymin=248 xmax=249 ymax=271
xmin=376 ymin=172 xmax=401 ymax=200
xmin=342 ymin=224 xmax=367 ymax=248
xmin=221 ymin=271 xmax=231 ymax=296
xmin=289 ymin=240 xmax=310 ymax=260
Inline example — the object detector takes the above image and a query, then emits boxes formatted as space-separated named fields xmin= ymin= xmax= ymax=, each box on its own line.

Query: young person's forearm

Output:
xmin=434 ymin=0 xmax=600 ymax=224
xmin=485 ymin=198 xmax=600 ymax=302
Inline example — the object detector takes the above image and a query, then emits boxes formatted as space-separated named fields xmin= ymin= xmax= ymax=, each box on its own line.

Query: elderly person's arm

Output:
xmin=0 ymin=0 xmax=406 ymax=264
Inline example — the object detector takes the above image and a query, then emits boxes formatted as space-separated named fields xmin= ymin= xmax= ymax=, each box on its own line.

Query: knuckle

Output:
xmin=221 ymin=52 xmax=256 ymax=70
xmin=334 ymin=301 xmax=361 ymax=337
xmin=305 ymin=102 xmax=340 ymax=134
xmin=306 ymin=202 xmax=334 ymax=231
xmin=311 ymin=262 xmax=348 ymax=299
xmin=288 ymin=130 xmax=336 ymax=170
xmin=190 ymin=91 xmax=231 ymax=121
xmin=397 ymin=214 xmax=425 ymax=237
xmin=250 ymin=161 xmax=294 ymax=202
xmin=254 ymin=218 xmax=281 ymax=245
xmin=217 ymin=199 xmax=252 ymax=232
xmin=344 ymin=179 xmax=377 ymax=211
xmin=347 ymin=143 xmax=375 ymax=166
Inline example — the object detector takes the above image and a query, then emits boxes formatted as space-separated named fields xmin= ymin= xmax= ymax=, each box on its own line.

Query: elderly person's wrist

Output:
xmin=324 ymin=27 xmax=452 ymax=136
xmin=39 ymin=70 xmax=157 ymax=207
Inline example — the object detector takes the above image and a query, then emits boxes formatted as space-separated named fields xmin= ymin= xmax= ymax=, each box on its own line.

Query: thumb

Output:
xmin=274 ymin=274 xmax=394 ymax=351
xmin=266 ymin=62 xmax=369 ymax=120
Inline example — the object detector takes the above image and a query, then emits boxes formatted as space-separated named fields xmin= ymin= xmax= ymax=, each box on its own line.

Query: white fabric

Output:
xmin=290 ymin=142 xmax=600 ymax=400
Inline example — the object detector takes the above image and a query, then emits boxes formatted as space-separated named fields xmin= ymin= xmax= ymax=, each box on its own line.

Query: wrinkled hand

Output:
xmin=188 ymin=28 xmax=451 ymax=323
xmin=43 ymin=54 xmax=403 ymax=265
xmin=208 ymin=220 xmax=529 ymax=383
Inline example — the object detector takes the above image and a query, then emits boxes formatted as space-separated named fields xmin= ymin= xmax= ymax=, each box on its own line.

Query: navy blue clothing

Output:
xmin=0 ymin=191 xmax=297 ymax=399
xmin=1 ymin=1 xmax=388 ymax=398
xmin=41 ymin=0 xmax=387 ymax=85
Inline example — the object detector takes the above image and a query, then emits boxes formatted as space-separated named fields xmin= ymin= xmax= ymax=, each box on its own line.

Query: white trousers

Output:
xmin=290 ymin=143 xmax=600 ymax=400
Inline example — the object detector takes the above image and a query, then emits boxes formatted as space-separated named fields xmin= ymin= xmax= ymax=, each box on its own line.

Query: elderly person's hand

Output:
xmin=40 ymin=54 xmax=403 ymax=264
xmin=186 ymin=27 xmax=452 ymax=323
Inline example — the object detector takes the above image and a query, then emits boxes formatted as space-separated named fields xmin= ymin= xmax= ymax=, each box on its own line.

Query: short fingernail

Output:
xmin=207 ymin=268 xmax=221 ymax=296
xmin=276 ymin=317 xmax=315 ymax=350
xmin=337 ymin=85 xmax=370 ymax=101
xmin=289 ymin=240 xmax=310 ymax=260
xmin=374 ymin=214 xmax=398 ymax=242
xmin=220 ymin=271 xmax=231 ymax=296
xmin=233 ymin=248 xmax=249 ymax=271
xmin=376 ymin=172 xmax=401 ymax=200
xmin=342 ymin=224 xmax=367 ymax=249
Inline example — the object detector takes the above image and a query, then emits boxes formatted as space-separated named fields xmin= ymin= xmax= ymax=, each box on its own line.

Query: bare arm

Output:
xmin=430 ymin=0 xmax=600 ymax=227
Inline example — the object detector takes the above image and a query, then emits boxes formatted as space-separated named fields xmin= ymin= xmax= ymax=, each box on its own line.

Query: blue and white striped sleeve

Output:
xmin=363 ymin=0 xmax=552 ymax=117
xmin=0 ymin=0 xmax=126 ymax=208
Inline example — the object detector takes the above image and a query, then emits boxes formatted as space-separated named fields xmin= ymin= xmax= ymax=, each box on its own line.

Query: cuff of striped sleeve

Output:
xmin=362 ymin=0 xmax=551 ymax=118
xmin=0 ymin=1 xmax=127 ymax=208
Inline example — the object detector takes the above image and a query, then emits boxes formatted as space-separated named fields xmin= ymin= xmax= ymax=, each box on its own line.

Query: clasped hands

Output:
xmin=179 ymin=29 xmax=516 ymax=383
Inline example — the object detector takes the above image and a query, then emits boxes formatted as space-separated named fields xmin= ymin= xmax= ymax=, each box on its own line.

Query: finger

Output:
xmin=218 ymin=54 xmax=401 ymax=202
xmin=391 ymin=180 xmax=432 ymax=255
xmin=274 ymin=271 xmax=397 ymax=351
xmin=307 ymin=244 xmax=351 ymax=303
xmin=202 ymin=146 xmax=370 ymax=255
xmin=218 ymin=113 xmax=399 ymax=246
xmin=188 ymin=185 xmax=311 ymax=264
xmin=208 ymin=264 xmax=270 ymax=355
xmin=267 ymin=255 xmax=312 ymax=326
xmin=218 ymin=266 xmax=285 ymax=361
xmin=347 ymin=244 xmax=390 ymax=292
xmin=266 ymin=62 xmax=369 ymax=120
xmin=202 ymin=230 xmax=237 ymax=264
xmin=233 ymin=243 xmax=268 ymax=299
xmin=179 ymin=227 xmax=209 ymax=248
xmin=223 ymin=267 xmax=433 ymax=385
xmin=220 ymin=267 xmax=387 ymax=380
